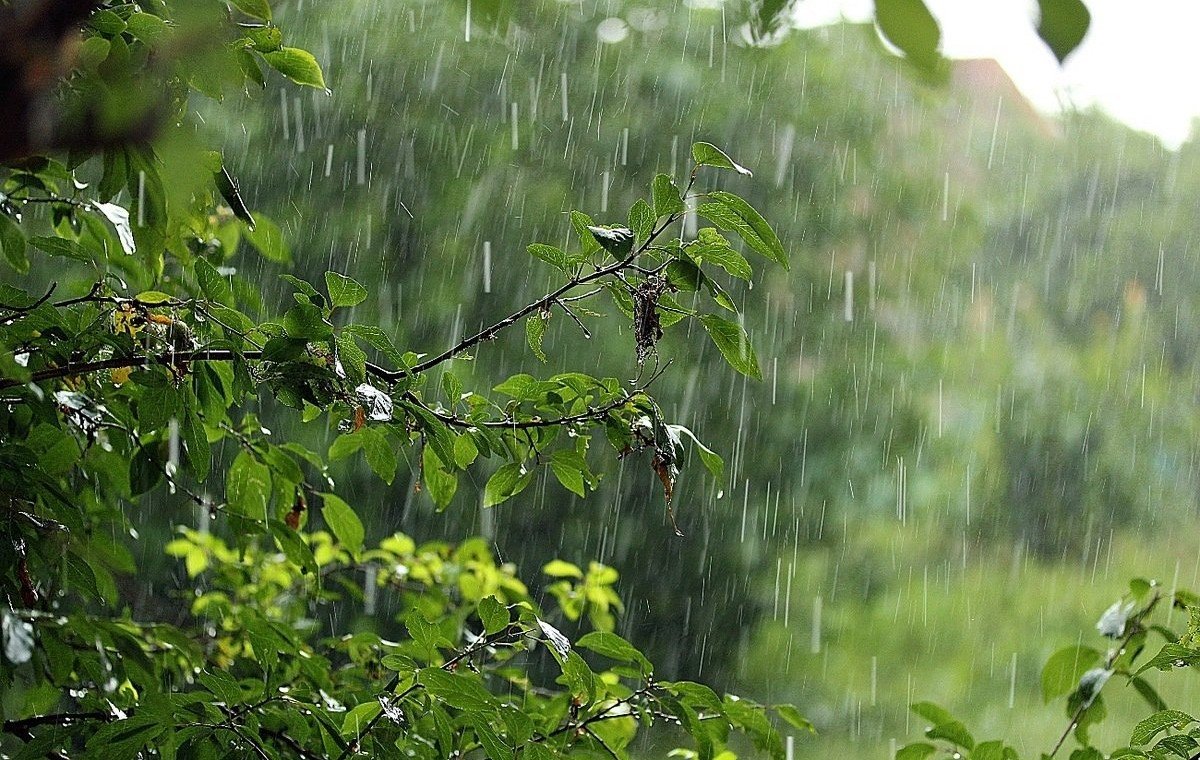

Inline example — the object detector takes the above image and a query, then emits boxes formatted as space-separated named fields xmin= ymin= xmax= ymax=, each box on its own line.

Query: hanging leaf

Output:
xmin=89 ymin=202 xmax=136 ymax=255
xmin=874 ymin=0 xmax=943 ymax=74
xmin=526 ymin=312 xmax=548 ymax=362
xmin=699 ymin=314 xmax=761 ymax=380
xmin=1037 ymin=0 xmax=1091 ymax=63
xmin=321 ymin=492 xmax=365 ymax=555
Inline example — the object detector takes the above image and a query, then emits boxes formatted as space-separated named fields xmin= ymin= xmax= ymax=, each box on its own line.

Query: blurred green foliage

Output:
xmin=1 ymin=0 xmax=1194 ymax=757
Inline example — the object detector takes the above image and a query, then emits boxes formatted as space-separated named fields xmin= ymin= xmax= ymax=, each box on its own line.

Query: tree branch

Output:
xmin=2 ymin=711 xmax=111 ymax=735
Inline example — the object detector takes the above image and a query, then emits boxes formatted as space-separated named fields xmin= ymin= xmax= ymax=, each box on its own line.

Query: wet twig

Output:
xmin=1047 ymin=592 xmax=1162 ymax=758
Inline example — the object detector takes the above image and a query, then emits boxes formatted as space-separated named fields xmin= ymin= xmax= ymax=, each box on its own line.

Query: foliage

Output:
xmin=897 ymin=578 xmax=1200 ymax=760
xmin=0 ymin=1 xmax=805 ymax=757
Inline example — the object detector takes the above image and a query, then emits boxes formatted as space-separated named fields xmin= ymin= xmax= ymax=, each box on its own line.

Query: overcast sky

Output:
xmin=793 ymin=0 xmax=1199 ymax=149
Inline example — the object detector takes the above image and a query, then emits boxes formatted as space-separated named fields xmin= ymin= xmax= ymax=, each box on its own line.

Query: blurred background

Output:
xmin=156 ymin=0 xmax=1200 ymax=755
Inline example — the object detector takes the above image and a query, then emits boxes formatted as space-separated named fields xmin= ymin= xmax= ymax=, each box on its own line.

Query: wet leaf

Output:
xmin=246 ymin=212 xmax=290 ymax=263
xmin=2 ymin=612 xmax=34 ymax=664
xmin=537 ymin=618 xmax=572 ymax=659
xmin=1042 ymin=645 xmax=1102 ymax=702
xmin=691 ymin=142 xmax=752 ymax=176
xmin=699 ymin=314 xmax=761 ymax=380
xmin=91 ymin=201 xmax=136 ymax=254
xmin=586 ymin=225 xmax=635 ymax=257
xmin=1130 ymin=710 xmax=1196 ymax=746
xmin=326 ymin=271 xmax=368 ymax=309
xmin=526 ymin=312 xmax=548 ymax=362
xmin=262 ymin=47 xmax=327 ymax=91
xmin=652 ymin=174 xmax=685 ymax=218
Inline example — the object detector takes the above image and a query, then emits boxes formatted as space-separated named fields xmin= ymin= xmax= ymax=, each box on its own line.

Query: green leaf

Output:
xmin=526 ymin=313 xmax=548 ymax=362
xmin=125 ymin=12 xmax=170 ymax=45
xmin=774 ymin=704 xmax=814 ymax=733
xmin=587 ymin=226 xmax=635 ymax=257
xmin=181 ymin=411 xmax=211 ymax=482
xmin=88 ymin=9 xmax=127 ymax=35
xmin=666 ymin=424 xmax=724 ymax=478
xmin=691 ymin=142 xmax=752 ymax=176
xmin=577 ymin=631 xmax=651 ymax=671
xmin=1037 ymin=0 xmax=1091 ymax=63
xmin=198 ymin=669 xmax=242 ymax=705
xmin=272 ymin=523 xmax=318 ymax=574
xmin=700 ymin=191 xmax=788 ymax=269
xmin=1130 ymin=710 xmax=1196 ymax=746
xmin=482 ymin=462 xmax=533 ymax=507
xmin=570 ymin=210 xmax=603 ymax=257
xmin=321 ymin=493 xmax=365 ymax=555
xmin=245 ymin=26 xmax=282 ymax=53
xmin=543 ymin=559 xmax=583 ymax=578
xmin=30 ymin=236 xmax=96 ymax=263
xmin=134 ymin=290 xmax=172 ymax=304
xmin=1134 ymin=643 xmax=1200 ymax=675
xmin=652 ymin=173 xmax=685 ymax=218
xmin=528 ymin=243 xmax=571 ymax=273
xmin=359 ymin=426 xmax=396 ymax=484
xmin=627 ymin=199 xmax=655 ymax=242
xmin=78 ymin=36 xmax=111 ymax=69
xmin=195 ymin=258 xmax=234 ymax=305
xmin=283 ymin=303 xmax=333 ymax=340
xmin=325 ymin=271 xmax=368 ymax=309
xmin=910 ymin=701 xmax=957 ymax=727
xmin=419 ymin=668 xmax=496 ymax=712
xmin=895 ymin=743 xmax=937 ymax=760
xmin=262 ymin=47 xmax=328 ymax=91
xmin=336 ymin=332 xmax=366 ymax=385
xmin=688 ymin=229 xmax=752 ymax=280
xmin=971 ymin=741 xmax=1011 ymax=760
xmin=549 ymin=450 xmax=586 ymax=497
xmin=874 ymin=0 xmax=942 ymax=73
xmin=1130 ymin=676 xmax=1169 ymax=712
xmin=1042 ymin=645 xmax=1102 ymax=702
xmin=925 ymin=719 xmax=974 ymax=750
xmin=245 ymin=212 xmax=290 ymax=263
xmin=699 ymin=314 xmax=761 ymax=380
xmin=227 ymin=451 xmax=271 ymax=519
xmin=230 ymin=0 xmax=272 ymax=20
xmin=0 ymin=214 xmax=28 ymax=273
xmin=340 ymin=702 xmax=382 ymax=738
xmin=417 ymin=445 xmax=456 ymax=510
xmin=559 ymin=651 xmax=599 ymax=704
xmin=478 ymin=596 xmax=509 ymax=635
xmin=344 ymin=324 xmax=406 ymax=368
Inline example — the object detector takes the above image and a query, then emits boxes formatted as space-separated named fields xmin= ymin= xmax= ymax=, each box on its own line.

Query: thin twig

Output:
xmin=389 ymin=208 xmax=685 ymax=380
xmin=0 ymin=281 xmax=56 ymax=316
xmin=400 ymin=389 xmax=637 ymax=431
xmin=2 ymin=711 xmax=110 ymax=734
xmin=554 ymin=299 xmax=592 ymax=338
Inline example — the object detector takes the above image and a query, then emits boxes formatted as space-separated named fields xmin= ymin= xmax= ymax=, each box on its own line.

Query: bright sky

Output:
xmin=794 ymin=0 xmax=1200 ymax=149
